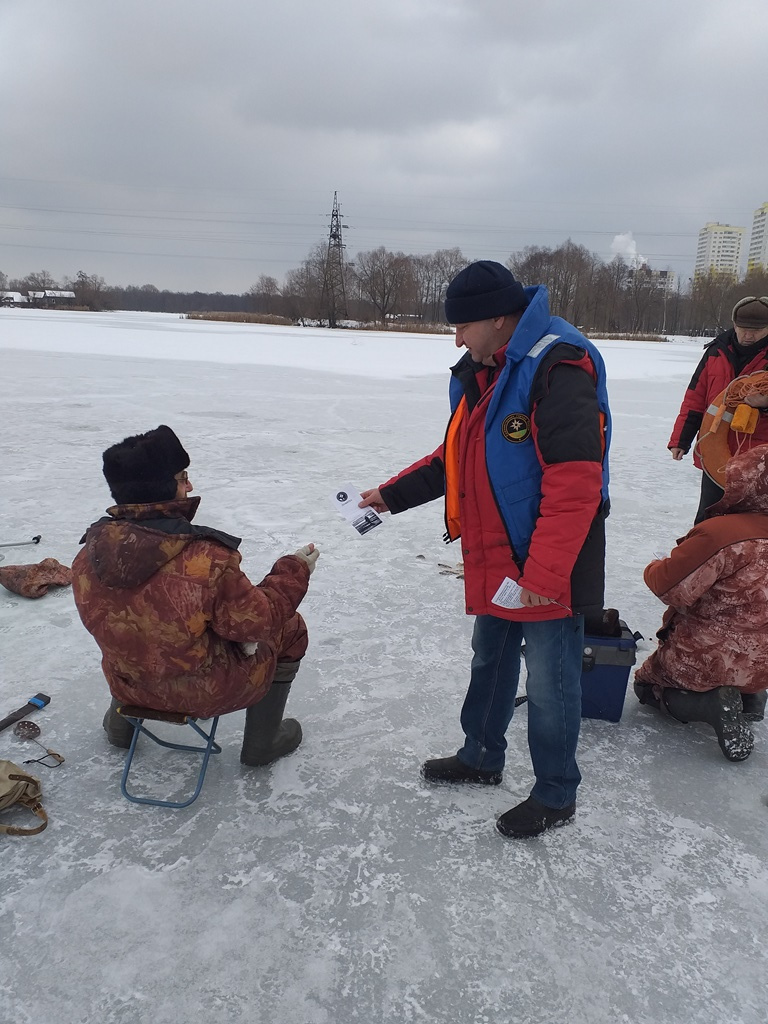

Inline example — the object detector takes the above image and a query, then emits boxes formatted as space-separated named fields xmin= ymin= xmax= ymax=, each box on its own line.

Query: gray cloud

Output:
xmin=1 ymin=0 xmax=766 ymax=291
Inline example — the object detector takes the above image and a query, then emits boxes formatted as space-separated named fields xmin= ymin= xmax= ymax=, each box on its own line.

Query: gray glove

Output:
xmin=293 ymin=544 xmax=320 ymax=575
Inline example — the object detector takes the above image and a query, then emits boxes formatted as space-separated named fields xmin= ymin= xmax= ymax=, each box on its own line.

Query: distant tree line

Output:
xmin=506 ymin=242 xmax=768 ymax=337
xmin=3 ymin=242 xmax=767 ymax=336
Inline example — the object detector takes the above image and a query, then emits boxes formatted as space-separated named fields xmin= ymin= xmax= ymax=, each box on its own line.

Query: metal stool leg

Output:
xmin=119 ymin=715 xmax=221 ymax=808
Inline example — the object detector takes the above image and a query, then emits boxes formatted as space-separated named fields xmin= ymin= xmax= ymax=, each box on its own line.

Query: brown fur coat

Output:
xmin=72 ymin=498 xmax=309 ymax=716
xmin=636 ymin=445 xmax=768 ymax=693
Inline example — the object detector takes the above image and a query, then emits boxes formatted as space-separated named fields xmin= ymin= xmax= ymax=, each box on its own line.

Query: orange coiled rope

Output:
xmin=695 ymin=371 xmax=768 ymax=485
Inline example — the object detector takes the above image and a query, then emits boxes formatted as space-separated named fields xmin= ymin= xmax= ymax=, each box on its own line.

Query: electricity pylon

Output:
xmin=321 ymin=191 xmax=348 ymax=328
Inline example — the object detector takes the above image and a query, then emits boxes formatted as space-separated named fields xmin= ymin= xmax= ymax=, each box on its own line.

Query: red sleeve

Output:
xmin=518 ymin=463 xmax=603 ymax=599
xmin=518 ymin=360 xmax=604 ymax=601
xmin=668 ymin=351 xmax=713 ymax=452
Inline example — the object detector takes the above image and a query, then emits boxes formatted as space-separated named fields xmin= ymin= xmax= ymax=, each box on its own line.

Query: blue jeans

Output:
xmin=457 ymin=613 xmax=584 ymax=808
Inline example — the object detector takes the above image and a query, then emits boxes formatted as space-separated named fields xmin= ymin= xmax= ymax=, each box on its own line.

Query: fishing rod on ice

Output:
xmin=0 ymin=535 xmax=42 ymax=549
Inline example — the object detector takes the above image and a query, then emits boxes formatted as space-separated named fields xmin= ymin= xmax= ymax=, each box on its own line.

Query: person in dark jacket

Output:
xmin=669 ymin=296 xmax=768 ymax=523
xmin=360 ymin=262 xmax=611 ymax=838
xmin=72 ymin=425 xmax=319 ymax=766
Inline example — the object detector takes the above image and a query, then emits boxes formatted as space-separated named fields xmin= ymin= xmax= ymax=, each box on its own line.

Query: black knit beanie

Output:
xmin=102 ymin=424 xmax=190 ymax=504
xmin=732 ymin=296 xmax=768 ymax=330
xmin=444 ymin=261 xmax=528 ymax=324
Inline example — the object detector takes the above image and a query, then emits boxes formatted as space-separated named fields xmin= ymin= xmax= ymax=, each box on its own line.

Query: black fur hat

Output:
xmin=102 ymin=425 xmax=190 ymax=504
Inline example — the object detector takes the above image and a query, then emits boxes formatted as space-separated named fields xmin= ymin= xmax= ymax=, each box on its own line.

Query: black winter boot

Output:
xmin=421 ymin=755 xmax=502 ymax=785
xmin=240 ymin=661 xmax=302 ymax=767
xmin=102 ymin=697 xmax=136 ymax=749
xmin=496 ymin=796 xmax=575 ymax=838
xmin=662 ymin=686 xmax=754 ymax=762
xmin=741 ymin=691 xmax=767 ymax=722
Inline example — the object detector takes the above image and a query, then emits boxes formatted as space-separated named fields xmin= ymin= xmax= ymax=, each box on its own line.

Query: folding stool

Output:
xmin=116 ymin=705 xmax=221 ymax=808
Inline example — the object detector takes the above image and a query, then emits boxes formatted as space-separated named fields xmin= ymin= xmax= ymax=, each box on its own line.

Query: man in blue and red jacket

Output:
xmin=360 ymin=261 xmax=611 ymax=838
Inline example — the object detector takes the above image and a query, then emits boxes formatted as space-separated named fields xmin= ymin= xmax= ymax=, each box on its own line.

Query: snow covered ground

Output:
xmin=1 ymin=309 xmax=766 ymax=1024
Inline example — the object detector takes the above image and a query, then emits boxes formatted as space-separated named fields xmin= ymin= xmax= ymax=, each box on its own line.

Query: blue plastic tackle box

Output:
xmin=580 ymin=620 xmax=640 ymax=722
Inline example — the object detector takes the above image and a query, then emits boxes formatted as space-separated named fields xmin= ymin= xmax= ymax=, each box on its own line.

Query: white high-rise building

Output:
xmin=747 ymin=202 xmax=768 ymax=274
xmin=694 ymin=222 xmax=745 ymax=278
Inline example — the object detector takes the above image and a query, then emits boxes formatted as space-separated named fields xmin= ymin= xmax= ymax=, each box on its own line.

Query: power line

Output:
xmin=0 ymin=175 xmax=758 ymax=217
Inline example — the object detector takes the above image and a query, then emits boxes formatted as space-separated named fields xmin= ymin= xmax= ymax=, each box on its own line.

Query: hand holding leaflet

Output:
xmin=491 ymin=578 xmax=525 ymax=609
xmin=492 ymin=577 xmax=571 ymax=612
xmin=331 ymin=484 xmax=383 ymax=536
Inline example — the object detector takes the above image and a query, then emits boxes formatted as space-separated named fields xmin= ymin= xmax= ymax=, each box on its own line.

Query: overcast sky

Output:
xmin=2 ymin=0 xmax=767 ymax=293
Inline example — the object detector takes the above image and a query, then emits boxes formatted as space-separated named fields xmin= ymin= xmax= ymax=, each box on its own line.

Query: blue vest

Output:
xmin=448 ymin=286 xmax=611 ymax=561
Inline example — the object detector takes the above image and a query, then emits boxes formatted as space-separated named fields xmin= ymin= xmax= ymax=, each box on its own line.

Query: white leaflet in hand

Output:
xmin=492 ymin=577 xmax=525 ymax=609
xmin=653 ymin=550 xmax=670 ymax=561
xmin=330 ymin=484 xmax=383 ymax=536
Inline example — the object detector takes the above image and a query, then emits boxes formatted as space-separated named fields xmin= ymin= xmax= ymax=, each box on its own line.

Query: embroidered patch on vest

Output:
xmin=501 ymin=413 xmax=531 ymax=443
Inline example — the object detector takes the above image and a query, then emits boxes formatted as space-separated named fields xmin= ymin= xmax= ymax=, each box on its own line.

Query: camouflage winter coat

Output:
xmin=72 ymin=497 xmax=310 ymax=716
xmin=636 ymin=445 xmax=768 ymax=694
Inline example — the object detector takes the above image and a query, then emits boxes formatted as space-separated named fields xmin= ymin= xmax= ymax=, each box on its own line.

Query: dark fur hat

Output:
xmin=444 ymin=261 xmax=528 ymax=325
xmin=102 ymin=425 xmax=189 ymax=504
xmin=732 ymin=296 xmax=768 ymax=330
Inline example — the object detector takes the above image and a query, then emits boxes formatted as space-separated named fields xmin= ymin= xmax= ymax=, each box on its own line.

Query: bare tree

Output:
xmin=599 ymin=255 xmax=629 ymax=332
xmin=511 ymin=244 xmax=644 ymax=333
xmin=508 ymin=245 xmax=554 ymax=292
xmin=22 ymin=269 xmax=59 ymax=291
xmin=352 ymin=247 xmax=414 ymax=323
xmin=409 ymin=250 xmax=469 ymax=323
xmin=623 ymin=266 xmax=655 ymax=332
xmin=410 ymin=254 xmax=439 ymax=322
xmin=247 ymin=274 xmax=280 ymax=314
xmin=690 ymin=271 xmax=743 ymax=334
xmin=431 ymin=248 xmax=469 ymax=322
xmin=283 ymin=244 xmax=326 ymax=322
xmin=66 ymin=270 xmax=112 ymax=311
xmin=742 ymin=268 xmax=768 ymax=302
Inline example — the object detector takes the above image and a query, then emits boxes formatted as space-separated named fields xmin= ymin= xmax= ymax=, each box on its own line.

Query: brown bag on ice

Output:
xmin=0 ymin=760 xmax=48 ymax=836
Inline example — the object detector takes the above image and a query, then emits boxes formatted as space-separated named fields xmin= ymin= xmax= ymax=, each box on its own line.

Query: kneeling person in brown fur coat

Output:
xmin=634 ymin=445 xmax=768 ymax=761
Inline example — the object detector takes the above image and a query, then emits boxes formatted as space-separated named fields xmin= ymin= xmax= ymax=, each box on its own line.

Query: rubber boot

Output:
xmin=662 ymin=686 xmax=754 ymax=762
xmin=634 ymin=679 xmax=661 ymax=710
xmin=102 ymin=696 xmax=136 ymax=749
xmin=240 ymin=660 xmax=302 ymax=766
xmin=741 ymin=691 xmax=767 ymax=723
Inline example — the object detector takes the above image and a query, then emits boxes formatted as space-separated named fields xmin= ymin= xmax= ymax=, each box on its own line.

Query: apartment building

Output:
xmin=747 ymin=202 xmax=768 ymax=274
xmin=694 ymin=222 xmax=745 ymax=278
xmin=626 ymin=266 xmax=676 ymax=291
